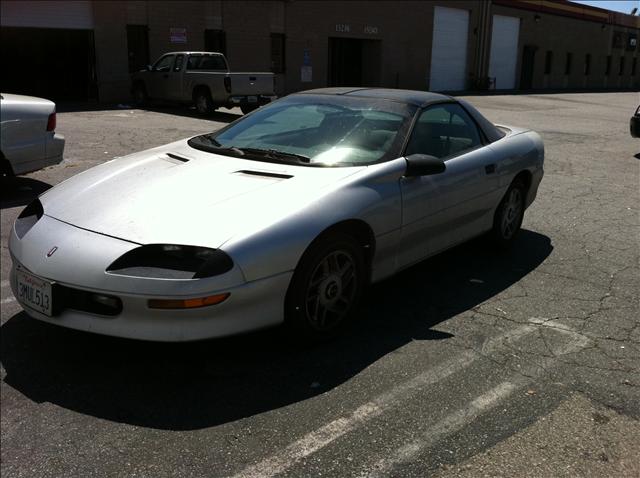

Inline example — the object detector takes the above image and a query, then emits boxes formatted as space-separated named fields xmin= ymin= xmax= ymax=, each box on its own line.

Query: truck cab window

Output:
xmin=153 ymin=55 xmax=174 ymax=72
xmin=173 ymin=55 xmax=184 ymax=72
xmin=187 ymin=55 xmax=227 ymax=71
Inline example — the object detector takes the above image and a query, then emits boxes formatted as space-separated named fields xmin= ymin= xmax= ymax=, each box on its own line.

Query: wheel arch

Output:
xmin=301 ymin=219 xmax=376 ymax=282
xmin=512 ymin=169 xmax=532 ymax=193
xmin=192 ymin=84 xmax=212 ymax=101
xmin=132 ymin=79 xmax=146 ymax=91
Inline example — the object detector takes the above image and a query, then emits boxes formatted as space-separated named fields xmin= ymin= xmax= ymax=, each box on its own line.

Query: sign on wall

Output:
xmin=301 ymin=48 xmax=312 ymax=82
xmin=301 ymin=66 xmax=312 ymax=82
xmin=170 ymin=28 xmax=187 ymax=43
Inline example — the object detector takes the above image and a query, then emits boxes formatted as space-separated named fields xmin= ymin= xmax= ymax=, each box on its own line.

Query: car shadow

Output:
xmin=0 ymin=230 xmax=552 ymax=431
xmin=0 ymin=176 xmax=52 ymax=209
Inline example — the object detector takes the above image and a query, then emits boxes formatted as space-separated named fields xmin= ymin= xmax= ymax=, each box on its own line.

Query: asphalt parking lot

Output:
xmin=1 ymin=93 xmax=639 ymax=477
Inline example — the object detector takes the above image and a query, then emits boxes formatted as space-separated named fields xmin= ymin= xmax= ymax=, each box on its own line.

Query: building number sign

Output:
xmin=335 ymin=24 xmax=378 ymax=34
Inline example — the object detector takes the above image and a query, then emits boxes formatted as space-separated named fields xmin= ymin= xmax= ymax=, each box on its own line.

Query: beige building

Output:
xmin=1 ymin=0 xmax=638 ymax=103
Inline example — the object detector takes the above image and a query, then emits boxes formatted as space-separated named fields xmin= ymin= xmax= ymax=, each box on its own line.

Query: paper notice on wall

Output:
xmin=301 ymin=66 xmax=312 ymax=82
xmin=170 ymin=28 xmax=187 ymax=43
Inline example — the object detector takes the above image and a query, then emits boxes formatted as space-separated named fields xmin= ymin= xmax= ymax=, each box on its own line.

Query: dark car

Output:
xmin=631 ymin=105 xmax=640 ymax=138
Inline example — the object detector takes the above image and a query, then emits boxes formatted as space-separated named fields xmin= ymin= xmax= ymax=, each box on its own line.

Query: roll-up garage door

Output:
xmin=488 ymin=15 xmax=520 ymax=90
xmin=0 ymin=1 xmax=93 ymax=29
xmin=0 ymin=1 xmax=96 ymax=101
xmin=429 ymin=6 xmax=470 ymax=91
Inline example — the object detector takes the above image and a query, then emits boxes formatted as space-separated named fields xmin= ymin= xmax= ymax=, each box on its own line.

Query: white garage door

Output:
xmin=488 ymin=15 xmax=520 ymax=89
xmin=429 ymin=6 xmax=469 ymax=91
xmin=0 ymin=1 xmax=93 ymax=29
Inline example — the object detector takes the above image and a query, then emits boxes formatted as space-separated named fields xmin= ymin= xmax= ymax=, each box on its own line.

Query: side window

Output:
xmin=153 ymin=55 xmax=174 ymax=72
xmin=187 ymin=55 xmax=201 ymax=70
xmin=186 ymin=55 xmax=227 ymax=71
xmin=173 ymin=54 xmax=184 ymax=72
xmin=405 ymin=103 xmax=482 ymax=159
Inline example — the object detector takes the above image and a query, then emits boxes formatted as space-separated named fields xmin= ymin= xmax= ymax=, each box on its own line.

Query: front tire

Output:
xmin=132 ymin=84 xmax=147 ymax=106
xmin=285 ymin=233 xmax=365 ymax=341
xmin=492 ymin=179 xmax=526 ymax=248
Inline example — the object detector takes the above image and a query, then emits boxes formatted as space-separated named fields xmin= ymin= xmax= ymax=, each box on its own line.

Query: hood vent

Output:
xmin=234 ymin=170 xmax=293 ymax=180
xmin=164 ymin=153 xmax=191 ymax=164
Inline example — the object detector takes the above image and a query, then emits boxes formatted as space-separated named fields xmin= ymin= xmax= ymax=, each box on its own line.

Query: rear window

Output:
xmin=457 ymin=98 xmax=506 ymax=143
xmin=187 ymin=55 xmax=227 ymax=71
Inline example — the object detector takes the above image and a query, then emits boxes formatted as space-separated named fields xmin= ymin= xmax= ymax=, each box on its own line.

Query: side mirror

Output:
xmin=405 ymin=154 xmax=446 ymax=177
xmin=146 ymin=64 xmax=153 ymax=71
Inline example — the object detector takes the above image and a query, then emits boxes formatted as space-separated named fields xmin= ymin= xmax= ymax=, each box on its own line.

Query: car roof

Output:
xmin=162 ymin=51 xmax=224 ymax=56
xmin=293 ymin=88 xmax=453 ymax=107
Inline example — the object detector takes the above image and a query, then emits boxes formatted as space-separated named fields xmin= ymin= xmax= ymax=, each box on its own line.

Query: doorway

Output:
xmin=520 ymin=45 xmax=537 ymax=90
xmin=328 ymin=38 xmax=381 ymax=87
xmin=126 ymin=25 xmax=149 ymax=73
xmin=0 ymin=26 xmax=97 ymax=101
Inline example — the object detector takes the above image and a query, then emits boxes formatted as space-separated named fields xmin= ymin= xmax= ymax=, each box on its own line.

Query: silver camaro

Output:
xmin=9 ymin=88 xmax=544 ymax=341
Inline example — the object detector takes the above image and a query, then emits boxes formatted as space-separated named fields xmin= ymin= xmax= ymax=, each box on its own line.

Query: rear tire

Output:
xmin=241 ymin=104 xmax=259 ymax=115
xmin=194 ymin=89 xmax=214 ymax=115
xmin=491 ymin=179 xmax=526 ymax=248
xmin=285 ymin=233 xmax=366 ymax=341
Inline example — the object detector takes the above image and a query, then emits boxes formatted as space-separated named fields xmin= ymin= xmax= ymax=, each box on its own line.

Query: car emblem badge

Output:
xmin=46 ymin=246 xmax=58 ymax=257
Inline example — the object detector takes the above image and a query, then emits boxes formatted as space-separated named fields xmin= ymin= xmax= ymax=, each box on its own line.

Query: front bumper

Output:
xmin=10 ymin=263 xmax=292 ymax=341
xmin=9 ymin=215 xmax=292 ymax=341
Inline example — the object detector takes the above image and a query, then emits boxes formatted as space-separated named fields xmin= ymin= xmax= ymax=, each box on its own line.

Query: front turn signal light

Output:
xmin=148 ymin=293 xmax=230 ymax=309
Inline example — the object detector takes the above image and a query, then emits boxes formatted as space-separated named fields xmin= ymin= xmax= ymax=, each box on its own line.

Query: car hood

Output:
xmin=40 ymin=139 xmax=366 ymax=248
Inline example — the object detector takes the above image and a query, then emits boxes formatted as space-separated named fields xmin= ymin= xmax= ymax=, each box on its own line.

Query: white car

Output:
xmin=0 ymin=93 xmax=65 ymax=176
xmin=9 ymin=89 xmax=544 ymax=342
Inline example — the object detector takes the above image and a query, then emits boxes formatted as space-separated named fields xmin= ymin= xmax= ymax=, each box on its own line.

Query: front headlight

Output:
xmin=106 ymin=244 xmax=234 ymax=279
xmin=15 ymin=198 xmax=44 ymax=239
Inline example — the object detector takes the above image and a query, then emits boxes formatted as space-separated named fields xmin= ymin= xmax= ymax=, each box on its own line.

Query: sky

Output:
xmin=569 ymin=0 xmax=640 ymax=14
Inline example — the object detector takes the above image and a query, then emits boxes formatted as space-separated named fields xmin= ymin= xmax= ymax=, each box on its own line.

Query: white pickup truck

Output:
xmin=131 ymin=52 xmax=275 ymax=115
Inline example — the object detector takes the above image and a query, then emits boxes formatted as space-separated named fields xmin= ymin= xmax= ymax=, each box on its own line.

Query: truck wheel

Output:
xmin=194 ymin=90 xmax=214 ymax=115
xmin=132 ymin=84 xmax=147 ymax=106
xmin=241 ymin=104 xmax=258 ymax=115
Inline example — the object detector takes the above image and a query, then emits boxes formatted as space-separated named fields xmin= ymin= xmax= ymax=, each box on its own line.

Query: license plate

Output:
xmin=247 ymin=96 xmax=258 ymax=103
xmin=16 ymin=269 xmax=53 ymax=316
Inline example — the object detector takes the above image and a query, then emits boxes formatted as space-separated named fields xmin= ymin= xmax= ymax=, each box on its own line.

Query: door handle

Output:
xmin=485 ymin=164 xmax=496 ymax=174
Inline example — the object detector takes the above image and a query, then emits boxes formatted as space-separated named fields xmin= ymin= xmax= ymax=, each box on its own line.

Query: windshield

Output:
xmin=189 ymin=94 xmax=417 ymax=166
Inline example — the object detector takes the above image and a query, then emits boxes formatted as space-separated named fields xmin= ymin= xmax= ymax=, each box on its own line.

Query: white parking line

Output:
xmin=361 ymin=326 xmax=590 ymax=477
xmin=365 ymin=381 xmax=521 ymax=477
xmin=232 ymin=324 xmax=538 ymax=478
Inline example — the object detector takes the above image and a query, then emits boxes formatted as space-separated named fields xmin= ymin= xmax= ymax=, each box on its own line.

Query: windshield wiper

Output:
xmin=190 ymin=136 xmax=310 ymax=163
xmin=236 ymin=147 xmax=310 ymax=163
xmin=190 ymin=135 xmax=245 ymax=156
